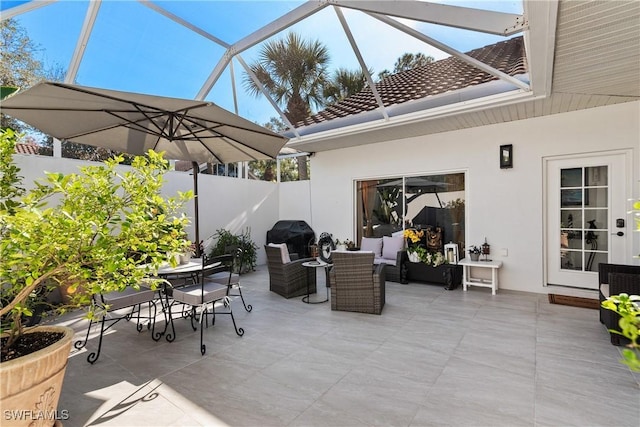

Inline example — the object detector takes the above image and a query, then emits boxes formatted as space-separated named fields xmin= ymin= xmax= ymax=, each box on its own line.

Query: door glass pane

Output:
xmin=583 ymin=209 xmax=607 ymax=229
xmin=561 ymin=189 xmax=582 ymax=207
xmin=561 ymin=250 xmax=582 ymax=270
xmin=585 ymin=166 xmax=608 ymax=186
xmin=561 ymin=168 xmax=582 ymax=187
xmin=559 ymin=166 xmax=609 ymax=271
xmin=561 ymin=210 xmax=582 ymax=228
xmin=585 ymin=252 xmax=608 ymax=272
xmin=562 ymin=230 xmax=583 ymax=249
xmin=585 ymin=188 xmax=608 ymax=207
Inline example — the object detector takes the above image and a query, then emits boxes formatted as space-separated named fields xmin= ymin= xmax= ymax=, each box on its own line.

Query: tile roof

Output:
xmin=15 ymin=142 xmax=40 ymax=155
xmin=296 ymin=36 xmax=527 ymax=128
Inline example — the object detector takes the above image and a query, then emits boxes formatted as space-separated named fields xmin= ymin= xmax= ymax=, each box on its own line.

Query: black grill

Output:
xmin=266 ymin=220 xmax=315 ymax=258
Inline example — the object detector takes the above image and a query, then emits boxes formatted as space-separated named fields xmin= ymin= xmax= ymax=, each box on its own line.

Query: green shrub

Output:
xmin=208 ymin=228 xmax=258 ymax=273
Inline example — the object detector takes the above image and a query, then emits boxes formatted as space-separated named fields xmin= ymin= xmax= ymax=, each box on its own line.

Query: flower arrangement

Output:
xmin=424 ymin=251 xmax=446 ymax=267
xmin=404 ymin=229 xmax=447 ymax=266
xmin=403 ymin=228 xmax=424 ymax=244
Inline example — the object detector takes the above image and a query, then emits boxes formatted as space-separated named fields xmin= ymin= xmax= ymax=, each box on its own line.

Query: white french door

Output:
xmin=545 ymin=152 xmax=629 ymax=290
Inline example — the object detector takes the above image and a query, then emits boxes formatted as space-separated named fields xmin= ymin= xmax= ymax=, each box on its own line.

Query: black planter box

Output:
xmin=405 ymin=262 xmax=462 ymax=289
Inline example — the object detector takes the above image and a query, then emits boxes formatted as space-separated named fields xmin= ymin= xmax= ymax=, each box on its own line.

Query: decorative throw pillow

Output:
xmin=268 ymin=242 xmax=291 ymax=264
xmin=360 ymin=237 xmax=383 ymax=258
xmin=382 ymin=235 xmax=404 ymax=260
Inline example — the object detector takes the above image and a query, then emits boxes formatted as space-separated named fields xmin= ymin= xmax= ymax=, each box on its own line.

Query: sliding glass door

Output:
xmin=355 ymin=172 xmax=465 ymax=253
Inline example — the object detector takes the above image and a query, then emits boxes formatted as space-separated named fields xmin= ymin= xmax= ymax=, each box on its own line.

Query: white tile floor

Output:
xmin=54 ymin=266 xmax=639 ymax=426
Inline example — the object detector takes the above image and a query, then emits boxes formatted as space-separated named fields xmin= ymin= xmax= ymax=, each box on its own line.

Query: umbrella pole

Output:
xmin=192 ymin=161 xmax=201 ymax=258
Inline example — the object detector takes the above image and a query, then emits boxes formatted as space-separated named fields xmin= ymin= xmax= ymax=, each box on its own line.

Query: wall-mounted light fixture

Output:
xmin=500 ymin=144 xmax=513 ymax=169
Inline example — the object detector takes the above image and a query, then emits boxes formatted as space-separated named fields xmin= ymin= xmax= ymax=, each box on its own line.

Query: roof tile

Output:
xmin=296 ymin=36 xmax=527 ymax=127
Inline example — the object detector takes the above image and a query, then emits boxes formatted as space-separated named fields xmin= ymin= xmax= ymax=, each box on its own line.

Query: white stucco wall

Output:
xmin=11 ymin=102 xmax=639 ymax=292
xmin=12 ymin=156 xmax=281 ymax=266
xmin=304 ymin=101 xmax=640 ymax=294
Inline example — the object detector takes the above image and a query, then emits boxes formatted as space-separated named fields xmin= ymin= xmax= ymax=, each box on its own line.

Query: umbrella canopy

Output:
xmin=2 ymin=82 xmax=289 ymax=253
xmin=1 ymin=82 xmax=287 ymax=164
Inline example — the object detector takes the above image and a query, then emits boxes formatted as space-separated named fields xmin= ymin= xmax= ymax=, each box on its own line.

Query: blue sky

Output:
xmin=3 ymin=1 xmax=522 ymax=126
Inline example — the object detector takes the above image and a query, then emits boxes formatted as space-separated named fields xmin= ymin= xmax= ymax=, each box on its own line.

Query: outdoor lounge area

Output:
xmin=51 ymin=267 xmax=638 ymax=427
xmin=1 ymin=1 xmax=639 ymax=426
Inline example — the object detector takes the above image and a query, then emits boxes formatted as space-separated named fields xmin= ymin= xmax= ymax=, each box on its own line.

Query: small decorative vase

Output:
xmin=470 ymin=253 xmax=480 ymax=261
xmin=336 ymin=244 xmax=346 ymax=251
xmin=408 ymin=251 xmax=420 ymax=263
xmin=179 ymin=253 xmax=191 ymax=264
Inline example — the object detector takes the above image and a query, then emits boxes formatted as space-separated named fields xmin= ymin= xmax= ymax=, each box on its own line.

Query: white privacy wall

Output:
xmin=13 ymin=155 xmax=281 ymax=266
xmin=302 ymin=102 xmax=640 ymax=294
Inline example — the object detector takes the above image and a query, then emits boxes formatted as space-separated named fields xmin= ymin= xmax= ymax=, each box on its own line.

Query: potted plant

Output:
xmin=468 ymin=245 xmax=481 ymax=261
xmin=601 ymin=293 xmax=639 ymax=371
xmin=404 ymin=229 xmax=425 ymax=262
xmin=208 ymin=228 xmax=258 ymax=273
xmin=0 ymin=128 xmax=192 ymax=426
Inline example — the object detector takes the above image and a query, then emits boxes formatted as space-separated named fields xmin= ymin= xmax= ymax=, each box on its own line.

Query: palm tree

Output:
xmin=244 ymin=32 xmax=329 ymax=123
xmin=323 ymin=68 xmax=369 ymax=104
xmin=244 ymin=32 xmax=330 ymax=180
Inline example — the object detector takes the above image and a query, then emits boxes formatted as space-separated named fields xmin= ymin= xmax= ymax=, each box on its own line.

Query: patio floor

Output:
xmin=53 ymin=265 xmax=639 ymax=427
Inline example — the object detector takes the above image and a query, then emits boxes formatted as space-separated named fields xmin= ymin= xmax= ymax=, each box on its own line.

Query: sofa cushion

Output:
xmin=374 ymin=257 xmax=396 ymax=267
xmin=382 ymin=235 xmax=404 ymax=260
xmin=361 ymin=237 xmax=383 ymax=258
xmin=268 ymin=242 xmax=291 ymax=264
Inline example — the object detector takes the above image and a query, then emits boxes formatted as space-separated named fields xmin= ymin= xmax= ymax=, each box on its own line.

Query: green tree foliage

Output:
xmin=1 ymin=19 xmax=123 ymax=162
xmin=0 ymin=131 xmax=192 ymax=353
xmin=244 ymin=32 xmax=330 ymax=180
xmin=244 ymin=32 xmax=329 ymax=124
xmin=378 ymin=52 xmax=435 ymax=80
xmin=0 ymin=19 xmax=64 ymax=132
xmin=323 ymin=67 xmax=369 ymax=103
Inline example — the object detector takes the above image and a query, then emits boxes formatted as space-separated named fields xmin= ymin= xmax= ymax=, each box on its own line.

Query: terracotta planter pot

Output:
xmin=1 ymin=325 xmax=74 ymax=427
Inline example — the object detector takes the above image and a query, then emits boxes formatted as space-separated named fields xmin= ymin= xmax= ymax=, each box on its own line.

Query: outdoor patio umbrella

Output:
xmin=1 ymin=81 xmax=289 ymax=253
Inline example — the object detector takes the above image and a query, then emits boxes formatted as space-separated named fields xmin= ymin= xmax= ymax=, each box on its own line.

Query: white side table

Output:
xmin=459 ymin=259 xmax=503 ymax=295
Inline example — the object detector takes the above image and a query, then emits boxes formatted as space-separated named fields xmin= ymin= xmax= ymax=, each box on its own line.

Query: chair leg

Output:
xmin=229 ymin=284 xmax=252 ymax=312
xmin=86 ymin=317 xmax=107 ymax=364
xmin=165 ymin=302 xmax=177 ymax=343
xmin=147 ymin=300 xmax=158 ymax=340
xmin=74 ymin=318 xmax=95 ymax=351
xmin=223 ymin=298 xmax=245 ymax=337
xmin=200 ymin=303 xmax=207 ymax=355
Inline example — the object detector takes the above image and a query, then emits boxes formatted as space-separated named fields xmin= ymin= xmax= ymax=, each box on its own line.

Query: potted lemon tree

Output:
xmin=0 ymin=128 xmax=192 ymax=426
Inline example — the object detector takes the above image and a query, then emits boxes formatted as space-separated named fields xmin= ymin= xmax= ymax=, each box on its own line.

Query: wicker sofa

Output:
xmin=329 ymin=251 xmax=386 ymax=315
xmin=598 ymin=263 xmax=640 ymax=346
xmin=265 ymin=244 xmax=316 ymax=299
xmin=360 ymin=235 xmax=408 ymax=284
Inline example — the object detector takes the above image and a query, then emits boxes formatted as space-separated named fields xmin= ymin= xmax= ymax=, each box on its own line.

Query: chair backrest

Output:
xmin=598 ymin=263 xmax=640 ymax=285
xmin=202 ymin=253 xmax=234 ymax=285
xmin=332 ymin=251 xmax=375 ymax=285
xmin=265 ymin=245 xmax=287 ymax=271
xmin=224 ymin=245 xmax=244 ymax=274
